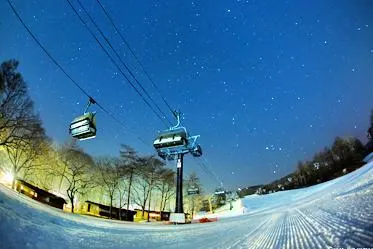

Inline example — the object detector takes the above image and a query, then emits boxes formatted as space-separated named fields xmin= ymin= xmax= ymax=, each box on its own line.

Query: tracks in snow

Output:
xmin=221 ymin=180 xmax=373 ymax=249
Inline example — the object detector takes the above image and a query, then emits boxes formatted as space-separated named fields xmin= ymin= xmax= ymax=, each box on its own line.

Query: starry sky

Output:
xmin=1 ymin=0 xmax=373 ymax=192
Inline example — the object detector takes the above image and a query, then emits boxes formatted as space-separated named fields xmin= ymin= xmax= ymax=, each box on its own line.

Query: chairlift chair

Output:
xmin=214 ymin=188 xmax=227 ymax=206
xmin=187 ymin=186 xmax=200 ymax=195
xmin=153 ymin=127 xmax=188 ymax=149
xmin=153 ymin=127 xmax=192 ymax=159
xmin=153 ymin=111 xmax=202 ymax=161
xmin=214 ymin=188 xmax=226 ymax=196
xmin=69 ymin=97 xmax=97 ymax=141
xmin=69 ymin=112 xmax=96 ymax=140
xmin=191 ymin=145 xmax=202 ymax=157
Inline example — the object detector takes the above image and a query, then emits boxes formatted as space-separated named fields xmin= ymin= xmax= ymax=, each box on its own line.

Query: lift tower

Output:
xmin=153 ymin=112 xmax=202 ymax=223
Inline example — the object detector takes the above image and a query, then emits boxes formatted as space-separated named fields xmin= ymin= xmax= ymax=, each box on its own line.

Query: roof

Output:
xmin=134 ymin=209 xmax=171 ymax=214
xmin=16 ymin=179 xmax=66 ymax=203
xmin=85 ymin=200 xmax=136 ymax=213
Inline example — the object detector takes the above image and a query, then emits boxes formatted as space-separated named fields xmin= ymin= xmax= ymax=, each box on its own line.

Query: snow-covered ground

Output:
xmin=1 ymin=162 xmax=373 ymax=248
xmin=194 ymin=197 xmax=246 ymax=219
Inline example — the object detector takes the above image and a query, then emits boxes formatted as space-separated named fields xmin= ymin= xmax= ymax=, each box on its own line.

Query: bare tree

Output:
xmin=96 ymin=157 xmax=122 ymax=219
xmin=156 ymin=168 xmax=175 ymax=216
xmin=5 ymin=119 xmax=47 ymax=189
xmin=28 ymin=143 xmax=60 ymax=191
xmin=52 ymin=143 xmax=95 ymax=213
xmin=133 ymin=156 xmax=164 ymax=220
xmin=145 ymin=157 xmax=164 ymax=222
xmin=0 ymin=60 xmax=38 ymax=149
xmin=116 ymin=178 xmax=128 ymax=220
xmin=185 ymin=172 xmax=202 ymax=219
xmin=120 ymin=145 xmax=139 ymax=219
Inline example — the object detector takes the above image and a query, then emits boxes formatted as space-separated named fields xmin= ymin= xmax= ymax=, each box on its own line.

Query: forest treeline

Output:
xmin=0 ymin=59 xmax=205 ymax=220
xmin=239 ymin=112 xmax=373 ymax=197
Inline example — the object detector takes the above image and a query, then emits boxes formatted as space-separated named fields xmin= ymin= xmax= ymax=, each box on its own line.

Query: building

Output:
xmin=80 ymin=200 xmax=137 ymax=221
xmin=134 ymin=209 xmax=171 ymax=222
xmin=15 ymin=179 xmax=66 ymax=209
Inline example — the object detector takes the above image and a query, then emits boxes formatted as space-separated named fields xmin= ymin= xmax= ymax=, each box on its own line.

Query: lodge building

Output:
xmin=15 ymin=179 xmax=66 ymax=210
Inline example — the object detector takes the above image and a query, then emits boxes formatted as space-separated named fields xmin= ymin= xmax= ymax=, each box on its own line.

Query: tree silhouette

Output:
xmin=0 ymin=60 xmax=39 ymax=149
xmin=53 ymin=143 xmax=95 ymax=213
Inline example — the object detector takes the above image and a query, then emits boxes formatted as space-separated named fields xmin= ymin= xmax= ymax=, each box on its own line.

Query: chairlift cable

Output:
xmin=66 ymin=0 xmax=169 ymax=128
xmin=191 ymin=157 xmax=216 ymax=181
xmin=95 ymin=0 xmax=175 ymax=116
xmin=75 ymin=0 xmax=173 ymax=126
xmin=194 ymin=159 xmax=216 ymax=182
xmin=6 ymin=0 xmax=150 ymax=148
xmin=195 ymin=156 xmax=224 ymax=186
xmin=80 ymin=2 xmax=215 ymax=185
xmin=7 ymin=0 xmax=91 ymax=100
xmin=186 ymin=125 xmax=224 ymax=185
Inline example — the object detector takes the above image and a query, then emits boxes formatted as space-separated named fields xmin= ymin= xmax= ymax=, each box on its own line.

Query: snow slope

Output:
xmin=194 ymin=198 xmax=245 ymax=219
xmin=1 ymin=162 xmax=373 ymax=249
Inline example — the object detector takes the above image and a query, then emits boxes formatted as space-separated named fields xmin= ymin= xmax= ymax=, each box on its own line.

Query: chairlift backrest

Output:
xmin=187 ymin=187 xmax=200 ymax=195
xmin=153 ymin=128 xmax=188 ymax=149
xmin=214 ymin=188 xmax=226 ymax=195
xmin=69 ymin=112 xmax=96 ymax=140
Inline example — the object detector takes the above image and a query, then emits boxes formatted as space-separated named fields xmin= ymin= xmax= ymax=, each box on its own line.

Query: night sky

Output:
xmin=1 ymin=0 xmax=373 ymax=191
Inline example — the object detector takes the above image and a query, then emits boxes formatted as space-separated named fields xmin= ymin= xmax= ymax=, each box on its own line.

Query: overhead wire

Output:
xmin=187 ymin=123 xmax=225 ymax=186
xmin=95 ymin=0 xmax=175 ymax=116
xmin=6 ymin=0 xmax=149 ymax=147
xmin=8 ymin=0 xmax=225 ymax=188
xmin=194 ymin=156 xmax=223 ymax=187
xmin=75 ymin=0 xmax=226 ymax=189
xmin=70 ymin=1 xmax=224 ymax=185
xmin=66 ymin=0 xmax=170 ymax=127
xmin=75 ymin=0 xmax=173 ymax=126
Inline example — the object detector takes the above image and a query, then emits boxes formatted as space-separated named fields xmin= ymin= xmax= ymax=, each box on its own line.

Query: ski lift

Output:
xmin=153 ymin=127 xmax=188 ymax=149
xmin=69 ymin=97 xmax=97 ymax=141
xmin=191 ymin=145 xmax=202 ymax=157
xmin=187 ymin=186 xmax=200 ymax=195
xmin=153 ymin=111 xmax=202 ymax=160
xmin=214 ymin=188 xmax=226 ymax=196
xmin=214 ymin=187 xmax=226 ymax=205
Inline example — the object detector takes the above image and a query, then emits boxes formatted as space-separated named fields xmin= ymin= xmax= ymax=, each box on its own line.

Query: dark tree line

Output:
xmin=366 ymin=110 xmax=373 ymax=153
xmin=239 ymin=110 xmax=373 ymax=196
xmin=256 ymin=137 xmax=369 ymax=195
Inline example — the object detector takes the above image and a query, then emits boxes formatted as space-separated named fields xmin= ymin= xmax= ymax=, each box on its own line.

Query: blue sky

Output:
xmin=1 ymin=0 xmax=373 ymax=191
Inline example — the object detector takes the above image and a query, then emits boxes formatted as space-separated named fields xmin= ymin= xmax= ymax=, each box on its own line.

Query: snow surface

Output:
xmin=1 ymin=162 xmax=373 ymax=248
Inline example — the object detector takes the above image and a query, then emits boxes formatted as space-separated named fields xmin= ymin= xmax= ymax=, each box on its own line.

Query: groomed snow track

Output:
xmin=0 ymin=162 xmax=372 ymax=249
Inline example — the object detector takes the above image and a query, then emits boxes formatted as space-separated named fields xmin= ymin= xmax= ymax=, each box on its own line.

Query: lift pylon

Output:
xmin=153 ymin=112 xmax=202 ymax=223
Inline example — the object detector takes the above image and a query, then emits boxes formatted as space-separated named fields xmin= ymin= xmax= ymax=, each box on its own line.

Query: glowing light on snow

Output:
xmin=4 ymin=172 xmax=13 ymax=184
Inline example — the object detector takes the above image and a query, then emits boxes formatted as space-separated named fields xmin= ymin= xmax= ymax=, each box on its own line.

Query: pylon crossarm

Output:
xmin=188 ymin=135 xmax=200 ymax=148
